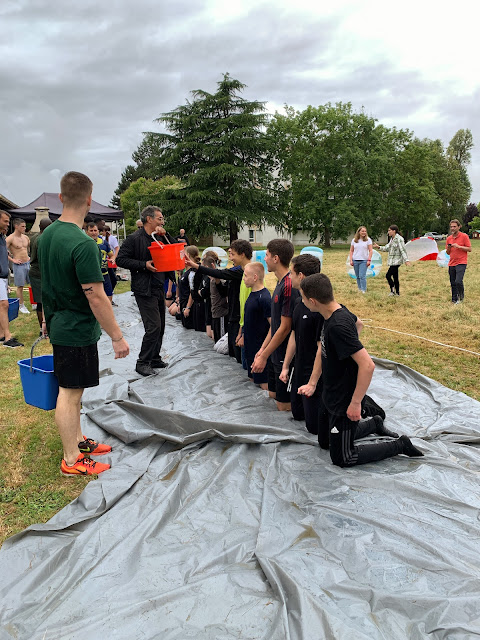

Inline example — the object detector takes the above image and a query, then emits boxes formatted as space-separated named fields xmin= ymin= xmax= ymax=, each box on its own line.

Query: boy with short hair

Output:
xmin=185 ymin=239 xmax=252 ymax=363
xmin=86 ymin=222 xmax=114 ymax=303
xmin=279 ymin=253 xmax=325 ymax=434
xmin=252 ymin=239 xmax=299 ymax=411
xmin=242 ymin=262 xmax=271 ymax=390
xmin=300 ymin=273 xmax=423 ymax=466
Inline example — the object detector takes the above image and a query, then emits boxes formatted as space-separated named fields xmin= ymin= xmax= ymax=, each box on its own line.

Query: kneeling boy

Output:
xmin=300 ymin=273 xmax=423 ymax=467
xmin=242 ymin=262 xmax=271 ymax=389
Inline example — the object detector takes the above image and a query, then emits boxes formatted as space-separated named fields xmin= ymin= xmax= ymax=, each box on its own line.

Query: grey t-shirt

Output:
xmin=0 ymin=234 xmax=9 ymax=279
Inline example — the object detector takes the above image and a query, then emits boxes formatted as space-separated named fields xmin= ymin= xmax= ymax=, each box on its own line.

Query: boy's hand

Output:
xmin=184 ymin=256 xmax=199 ymax=269
xmin=236 ymin=334 xmax=244 ymax=347
xmin=279 ymin=367 xmax=289 ymax=384
xmin=346 ymin=400 xmax=362 ymax=422
xmin=298 ymin=383 xmax=316 ymax=397
xmin=252 ymin=352 xmax=267 ymax=373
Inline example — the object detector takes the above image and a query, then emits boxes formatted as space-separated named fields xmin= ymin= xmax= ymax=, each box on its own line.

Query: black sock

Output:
xmin=399 ymin=435 xmax=424 ymax=457
xmin=374 ymin=416 xmax=399 ymax=439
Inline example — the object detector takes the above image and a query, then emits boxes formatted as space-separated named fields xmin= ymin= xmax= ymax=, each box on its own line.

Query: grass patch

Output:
xmin=1 ymin=243 xmax=479 ymax=545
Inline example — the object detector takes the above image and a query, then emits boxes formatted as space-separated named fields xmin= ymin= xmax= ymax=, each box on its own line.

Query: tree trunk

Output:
xmin=229 ymin=220 xmax=238 ymax=244
xmin=324 ymin=228 xmax=331 ymax=248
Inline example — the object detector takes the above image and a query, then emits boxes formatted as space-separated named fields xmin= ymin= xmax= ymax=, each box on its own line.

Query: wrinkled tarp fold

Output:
xmin=1 ymin=293 xmax=480 ymax=639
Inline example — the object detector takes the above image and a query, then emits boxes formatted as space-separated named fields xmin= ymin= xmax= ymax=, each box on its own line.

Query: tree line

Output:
xmin=112 ymin=74 xmax=474 ymax=245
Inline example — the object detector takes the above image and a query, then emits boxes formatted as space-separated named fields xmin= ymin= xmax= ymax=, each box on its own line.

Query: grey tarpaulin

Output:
xmin=1 ymin=293 xmax=480 ymax=639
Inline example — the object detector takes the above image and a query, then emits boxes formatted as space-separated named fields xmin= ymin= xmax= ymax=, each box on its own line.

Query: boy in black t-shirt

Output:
xmin=300 ymin=273 xmax=423 ymax=466
xmin=252 ymin=239 xmax=299 ymax=411
xmin=185 ymin=239 xmax=252 ymax=363
xmin=242 ymin=262 xmax=271 ymax=389
xmin=279 ymin=253 xmax=326 ymax=435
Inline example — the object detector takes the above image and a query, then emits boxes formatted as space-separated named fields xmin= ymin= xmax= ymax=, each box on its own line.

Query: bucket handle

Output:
xmin=30 ymin=335 xmax=47 ymax=372
xmin=151 ymin=232 xmax=172 ymax=248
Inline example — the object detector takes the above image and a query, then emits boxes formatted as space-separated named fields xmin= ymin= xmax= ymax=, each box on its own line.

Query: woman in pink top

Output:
xmin=349 ymin=226 xmax=373 ymax=293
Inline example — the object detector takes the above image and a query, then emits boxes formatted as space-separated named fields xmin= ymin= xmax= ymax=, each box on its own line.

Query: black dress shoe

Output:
xmin=135 ymin=363 xmax=157 ymax=376
xmin=151 ymin=359 xmax=168 ymax=369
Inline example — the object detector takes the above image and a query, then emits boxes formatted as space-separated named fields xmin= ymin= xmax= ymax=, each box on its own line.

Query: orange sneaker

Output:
xmin=78 ymin=436 xmax=112 ymax=456
xmin=61 ymin=454 xmax=110 ymax=476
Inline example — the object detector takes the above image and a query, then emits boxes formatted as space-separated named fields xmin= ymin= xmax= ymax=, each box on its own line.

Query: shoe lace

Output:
xmin=78 ymin=455 xmax=97 ymax=468
xmin=83 ymin=437 xmax=97 ymax=447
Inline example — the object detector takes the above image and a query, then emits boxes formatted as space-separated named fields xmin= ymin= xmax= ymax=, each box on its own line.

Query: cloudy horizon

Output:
xmin=1 ymin=0 xmax=478 ymax=216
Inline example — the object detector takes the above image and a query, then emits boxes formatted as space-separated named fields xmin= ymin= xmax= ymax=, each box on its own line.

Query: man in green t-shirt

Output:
xmin=39 ymin=171 xmax=129 ymax=477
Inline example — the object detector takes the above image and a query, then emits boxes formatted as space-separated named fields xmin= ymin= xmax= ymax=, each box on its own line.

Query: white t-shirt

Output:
xmin=107 ymin=235 xmax=119 ymax=251
xmin=351 ymin=237 xmax=372 ymax=260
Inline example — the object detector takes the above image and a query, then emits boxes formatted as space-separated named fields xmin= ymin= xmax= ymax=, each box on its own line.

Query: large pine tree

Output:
xmin=144 ymin=74 xmax=275 ymax=242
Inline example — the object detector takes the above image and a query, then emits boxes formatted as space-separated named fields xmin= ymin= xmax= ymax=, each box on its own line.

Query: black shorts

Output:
xmin=267 ymin=361 xmax=291 ymax=404
xmin=52 ymin=343 xmax=99 ymax=389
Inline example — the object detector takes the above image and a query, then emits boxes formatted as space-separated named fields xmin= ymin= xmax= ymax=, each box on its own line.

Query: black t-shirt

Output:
xmin=198 ymin=264 xmax=243 ymax=323
xmin=270 ymin=272 xmax=300 ymax=366
xmin=318 ymin=305 xmax=363 ymax=416
xmin=243 ymin=288 xmax=271 ymax=362
xmin=292 ymin=298 xmax=323 ymax=387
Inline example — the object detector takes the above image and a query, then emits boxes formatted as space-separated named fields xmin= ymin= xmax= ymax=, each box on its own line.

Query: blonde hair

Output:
xmin=353 ymin=226 xmax=368 ymax=243
xmin=185 ymin=245 xmax=201 ymax=264
xmin=245 ymin=261 xmax=265 ymax=281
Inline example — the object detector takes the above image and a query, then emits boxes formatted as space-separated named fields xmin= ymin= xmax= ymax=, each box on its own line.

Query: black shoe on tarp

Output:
xmin=151 ymin=359 xmax=168 ymax=369
xmin=399 ymin=435 xmax=424 ymax=457
xmin=135 ymin=363 xmax=157 ymax=377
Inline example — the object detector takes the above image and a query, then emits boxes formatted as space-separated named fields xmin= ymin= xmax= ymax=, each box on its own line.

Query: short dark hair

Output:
xmin=389 ymin=224 xmax=399 ymax=234
xmin=450 ymin=219 xmax=461 ymax=227
xmin=39 ymin=218 xmax=52 ymax=232
xmin=229 ymin=239 xmax=252 ymax=260
xmin=94 ymin=218 xmax=105 ymax=230
xmin=84 ymin=214 xmax=95 ymax=224
xmin=86 ymin=222 xmax=98 ymax=230
xmin=300 ymin=273 xmax=334 ymax=304
xmin=0 ymin=210 xmax=11 ymax=220
xmin=60 ymin=171 xmax=93 ymax=208
xmin=267 ymin=239 xmax=294 ymax=267
xmin=13 ymin=218 xmax=26 ymax=228
xmin=291 ymin=254 xmax=321 ymax=277
xmin=141 ymin=205 xmax=162 ymax=224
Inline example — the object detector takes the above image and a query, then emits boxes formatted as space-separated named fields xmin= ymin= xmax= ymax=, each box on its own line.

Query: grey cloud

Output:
xmin=1 ymin=0 xmax=478 ymax=206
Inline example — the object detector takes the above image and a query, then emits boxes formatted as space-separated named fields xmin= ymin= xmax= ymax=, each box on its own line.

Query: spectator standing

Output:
xmin=85 ymin=223 xmax=114 ymax=303
xmin=0 ymin=210 xmax=23 ymax=347
xmin=373 ymin=225 xmax=410 ymax=296
xmin=446 ymin=219 xmax=471 ymax=304
xmin=29 ymin=217 xmax=52 ymax=331
xmin=104 ymin=226 xmax=120 ymax=299
xmin=349 ymin=226 xmax=373 ymax=293
xmin=6 ymin=218 xmax=30 ymax=313
xmin=39 ymin=171 xmax=129 ymax=476
xmin=176 ymin=229 xmax=189 ymax=245
xmin=117 ymin=206 xmax=176 ymax=376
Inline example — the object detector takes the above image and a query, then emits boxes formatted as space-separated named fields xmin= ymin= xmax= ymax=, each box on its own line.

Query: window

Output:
xmin=249 ymin=229 xmax=255 ymax=243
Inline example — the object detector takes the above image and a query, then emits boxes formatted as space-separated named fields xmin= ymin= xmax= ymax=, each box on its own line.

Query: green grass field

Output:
xmin=1 ymin=245 xmax=479 ymax=545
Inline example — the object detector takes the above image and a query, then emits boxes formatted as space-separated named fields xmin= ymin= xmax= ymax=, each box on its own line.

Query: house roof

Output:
xmin=0 ymin=193 xmax=18 ymax=210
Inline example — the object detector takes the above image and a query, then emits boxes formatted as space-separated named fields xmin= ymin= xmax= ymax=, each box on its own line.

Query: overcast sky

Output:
xmin=1 ymin=0 xmax=478 ymax=213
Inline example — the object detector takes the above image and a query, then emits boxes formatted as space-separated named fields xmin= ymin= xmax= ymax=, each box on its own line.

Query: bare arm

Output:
xmin=82 ymin=282 xmax=129 ymax=358
xmin=252 ymin=316 xmax=292 ymax=373
xmin=356 ymin=318 xmax=364 ymax=335
xmin=347 ymin=348 xmax=375 ymax=421
xmin=279 ymin=331 xmax=296 ymax=382
xmin=298 ymin=340 xmax=322 ymax=396
xmin=349 ymin=244 xmax=354 ymax=265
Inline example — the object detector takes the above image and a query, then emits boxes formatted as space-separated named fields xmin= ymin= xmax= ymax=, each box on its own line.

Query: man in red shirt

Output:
xmin=446 ymin=219 xmax=471 ymax=304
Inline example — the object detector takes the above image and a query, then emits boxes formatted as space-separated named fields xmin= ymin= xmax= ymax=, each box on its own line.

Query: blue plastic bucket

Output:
xmin=18 ymin=354 xmax=59 ymax=411
xmin=8 ymin=298 xmax=19 ymax=322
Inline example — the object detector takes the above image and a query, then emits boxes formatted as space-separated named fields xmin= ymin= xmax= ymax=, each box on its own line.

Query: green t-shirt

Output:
xmin=38 ymin=220 xmax=103 ymax=346
xmin=239 ymin=279 xmax=252 ymax=328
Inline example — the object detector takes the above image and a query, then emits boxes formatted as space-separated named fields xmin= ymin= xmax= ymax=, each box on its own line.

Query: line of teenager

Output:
xmin=166 ymin=238 xmax=423 ymax=468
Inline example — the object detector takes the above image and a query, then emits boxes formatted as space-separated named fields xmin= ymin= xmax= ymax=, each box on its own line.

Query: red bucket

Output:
xmin=148 ymin=242 xmax=185 ymax=271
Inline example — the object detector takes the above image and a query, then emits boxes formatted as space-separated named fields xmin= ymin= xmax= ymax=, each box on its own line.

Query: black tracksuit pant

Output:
xmin=328 ymin=413 xmax=402 ymax=467
xmin=134 ymin=292 xmax=166 ymax=365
